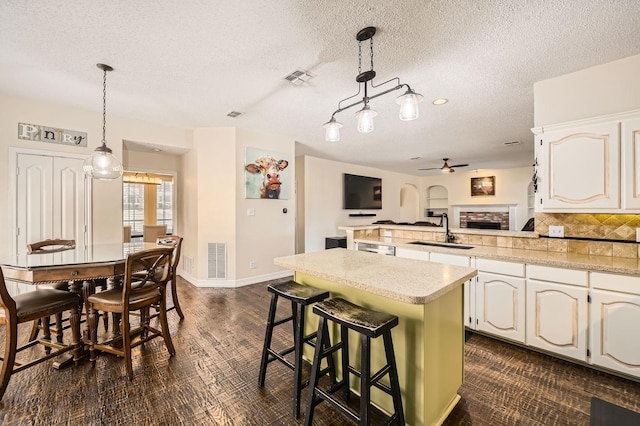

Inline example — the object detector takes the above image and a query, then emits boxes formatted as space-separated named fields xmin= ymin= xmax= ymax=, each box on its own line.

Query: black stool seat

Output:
xmin=312 ymin=298 xmax=399 ymax=338
xmin=258 ymin=280 xmax=335 ymax=419
xmin=268 ymin=280 xmax=330 ymax=305
xmin=305 ymin=298 xmax=404 ymax=426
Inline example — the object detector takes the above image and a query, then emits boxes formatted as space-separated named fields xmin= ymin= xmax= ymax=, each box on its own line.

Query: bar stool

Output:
xmin=258 ymin=280 xmax=335 ymax=418
xmin=304 ymin=298 xmax=404 ymax=426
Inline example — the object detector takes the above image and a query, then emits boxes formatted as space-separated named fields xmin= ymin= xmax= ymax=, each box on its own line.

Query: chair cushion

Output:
xmin=14 ymin=289 xmax=80 ymax=321
xmin=88 ymin=287 xmax=161 ymax=308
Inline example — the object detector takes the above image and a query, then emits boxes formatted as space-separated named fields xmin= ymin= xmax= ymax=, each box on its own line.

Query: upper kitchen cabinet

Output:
xmin=532 ymin=110 xmax=640 ymax=213
xmin=534 ymin=121 xmax=620 ymax=211
xmin=622 ymin=117 xmax=640 ymax=209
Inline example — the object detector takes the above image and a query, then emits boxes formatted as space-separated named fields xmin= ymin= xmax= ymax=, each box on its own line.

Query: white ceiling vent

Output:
xmin=226 ymin=111 xmax=244 ymax=118
xmin=284 ymin=69 xmax=313 ymax=86
xmin=208 ymin=243 xmax=227 ymax=279
xmin=504 ymin=140 xmax=521 ymax=146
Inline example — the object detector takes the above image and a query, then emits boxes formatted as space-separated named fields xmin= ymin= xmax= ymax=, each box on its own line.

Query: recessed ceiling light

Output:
xmin=432 ymin=98 xmax=448 ymax=105
xmin=152 ymin=148 xmax=162 ymax=152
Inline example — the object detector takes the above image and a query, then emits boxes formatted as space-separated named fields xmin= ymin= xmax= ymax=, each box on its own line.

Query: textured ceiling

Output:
xmin=2 ymin=1 xmax=640 ymax=175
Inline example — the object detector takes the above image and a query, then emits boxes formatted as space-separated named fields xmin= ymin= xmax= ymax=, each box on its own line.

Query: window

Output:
xmin=156 ymin=180 xmax=173 ymax=234
xmin=123 ymin=172 xmax=174 ymax=237
xmin=123 ymin=183 xmax=145 ymax=235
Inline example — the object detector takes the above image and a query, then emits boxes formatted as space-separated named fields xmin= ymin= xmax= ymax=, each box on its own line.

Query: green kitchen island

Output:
xmin=274 ymin=248 xmax=477 ymax=426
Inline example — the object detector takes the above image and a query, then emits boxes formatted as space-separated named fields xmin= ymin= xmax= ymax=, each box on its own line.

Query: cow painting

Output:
xmin=245 ymin=155 xmax=289 ymax=199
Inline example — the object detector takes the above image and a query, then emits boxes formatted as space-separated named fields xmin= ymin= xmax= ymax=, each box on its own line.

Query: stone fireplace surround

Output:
xmin=453 ymin=204 xmax=517 ymax=230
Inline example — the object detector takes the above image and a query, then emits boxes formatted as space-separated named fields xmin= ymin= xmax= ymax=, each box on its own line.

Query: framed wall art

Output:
xmin=244 ymin=147 xmax=290 ymax=199
xmin=471 ymin=176 xmax=495 ymax=196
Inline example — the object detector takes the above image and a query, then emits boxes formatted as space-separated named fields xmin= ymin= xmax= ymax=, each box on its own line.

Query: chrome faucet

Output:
xmin=441 ymin=213 xmax=454 ymax=243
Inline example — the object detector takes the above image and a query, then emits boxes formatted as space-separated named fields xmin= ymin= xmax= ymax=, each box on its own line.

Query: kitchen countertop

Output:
xmin=274 ymin=248 xmax=477 ymax=305
xmin=353 ymin=235 xmax=640 ymax=276
xmin=339 ymin=224 xmax=539 ymax=238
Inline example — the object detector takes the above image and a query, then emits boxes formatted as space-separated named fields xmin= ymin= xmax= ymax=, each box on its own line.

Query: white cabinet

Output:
xmin=526 ymin=265 xmax=588 ymax=362
xmin=475 ymin=259 xmax=526 ymax=343
xmin=535 ymin=121 xmax=620 ymax=211
xmin=589 ymin=272 xmax=640 ymax=379
xmin=429 ymin=252 xmax=475 ymax=330
xmin=622 ymin=117 xmax=640 ymax=209
xmin=395 ymin=247 xmax=429 ymax=261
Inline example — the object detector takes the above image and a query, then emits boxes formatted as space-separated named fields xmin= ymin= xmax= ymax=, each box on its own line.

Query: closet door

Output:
xmin=16 ymin=153 xmax=88 ymax=254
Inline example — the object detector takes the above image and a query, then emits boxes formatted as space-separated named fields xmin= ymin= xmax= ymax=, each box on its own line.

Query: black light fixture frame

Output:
xmin=327 ymin=26 xmax=420 ymax=123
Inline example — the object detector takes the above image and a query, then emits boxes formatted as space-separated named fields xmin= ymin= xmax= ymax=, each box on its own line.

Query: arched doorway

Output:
xmin=399 ymin=184 xmax=419 ymax=223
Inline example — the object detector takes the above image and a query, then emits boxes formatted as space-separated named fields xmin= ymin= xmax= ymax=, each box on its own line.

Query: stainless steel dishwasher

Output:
xmin=356 ymin=242 xmax=396 ymax=256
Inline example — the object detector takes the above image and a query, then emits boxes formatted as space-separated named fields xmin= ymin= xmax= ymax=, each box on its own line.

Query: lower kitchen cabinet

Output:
xmin=590 ymin=272 xmax=640 ymax=379
xmin=476 ymin=259 xmax=526 ymax=344
xmin=429 ymin=252 xmax=475 ymax=330
xmin=526 ymin=265 xmax=588 ymax=362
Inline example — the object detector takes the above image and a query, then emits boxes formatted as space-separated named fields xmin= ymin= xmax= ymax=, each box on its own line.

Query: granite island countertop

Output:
xmin=274 ymin=248 xmax=477 ymax=305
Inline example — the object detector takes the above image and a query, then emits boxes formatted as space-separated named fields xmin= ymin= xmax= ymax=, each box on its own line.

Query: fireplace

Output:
xmin=467 ymin=221 xmax=502 ymax=230
xmin=452 ymin=204 xmax=517 ymax=230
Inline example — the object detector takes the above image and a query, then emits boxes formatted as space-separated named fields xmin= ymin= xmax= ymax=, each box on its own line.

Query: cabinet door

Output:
xmin=476 ymin=272 xmax=526 ymax=343
xmin=538 ymin=122 xmax=620 ymax=210
xmin=395 ymin=247 xmax=429 ymax=261
xmin=429 ymin=252 xmax=475 ymax=328
xmin=590 ymin=289 xmax=640 ymax=379
xmin=622 ymin=117 xmax=640 ymax=209
xmin=526 ymin=280 xmax=588 ymax=361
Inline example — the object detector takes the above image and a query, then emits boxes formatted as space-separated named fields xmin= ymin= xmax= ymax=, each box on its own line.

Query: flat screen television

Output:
xmin=343 ymin=173 xmax=382 ymax=210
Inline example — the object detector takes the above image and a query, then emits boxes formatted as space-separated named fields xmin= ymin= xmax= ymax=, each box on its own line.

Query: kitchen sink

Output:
xmin=408 ymin=241 xmax=474 ymax=250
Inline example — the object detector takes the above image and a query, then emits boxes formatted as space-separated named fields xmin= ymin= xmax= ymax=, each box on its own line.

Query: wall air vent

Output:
xmin=208 ymin=243 xmax=227 ymax=279
xmin=226 ymin=111 xmax=244 ymax=118
xmin=284 ymin=69 xmax=313 ymax=86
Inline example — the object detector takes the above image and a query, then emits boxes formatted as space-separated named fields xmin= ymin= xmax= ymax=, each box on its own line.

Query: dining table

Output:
xmin=0 ymin=241 xmax=158 ymax=368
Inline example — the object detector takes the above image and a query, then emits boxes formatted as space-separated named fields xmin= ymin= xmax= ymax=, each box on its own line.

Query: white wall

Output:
xmin=0 ymin=93 xmax=190 ymax=257
xmin=534 ymin=54 xmax=640 ymax=126
xmin=420 ymin=167 xmax=532 ymax=230
xmin=235 ymin=128 xmax=295 ymax=281
xmin=300 ymin=155 xmax=423 ymax=253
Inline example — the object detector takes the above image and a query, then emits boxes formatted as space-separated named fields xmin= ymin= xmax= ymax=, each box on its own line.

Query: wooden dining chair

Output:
xmin=156 ymin=236 xmax=185 ymax=320
xmin=27 ymin=239 xmax=76 ymax=344
xmin=86 ymin=247 xmax=176 ymax=380
xmin=0 ymin=267 xmax=81 ymax=401
xmin=27 ymin=239 xmax=109 ymax=342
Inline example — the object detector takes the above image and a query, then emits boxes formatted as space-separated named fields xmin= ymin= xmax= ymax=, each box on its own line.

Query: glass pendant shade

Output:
xmin=323 ymin=118 xmax=342 ymax=142
xmin=396 ymin=89 xmax=424 ymax=121
xmin=83 ymin=142 xmax=123 ymax=179
xmin=356 ymin=105 xmax=377 ymax=133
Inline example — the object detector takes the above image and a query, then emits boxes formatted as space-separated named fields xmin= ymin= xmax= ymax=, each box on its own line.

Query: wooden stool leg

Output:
xmin=341 ymin=325 xmax=350 ymax=403
xmin=258 ymin=293 xmax=278 ymax=387
xmin=293 ymin=301 xmax=305 ymax=418
xmin=384 ymin=332 xmax=404 ymax=425
xmin=54 ymin=313 xmax=64 ymax=344
xmin=360 ymin=334 xmax=371 ymax=426
xmin=304 ymin=316 xmax=328 ymax=426
xmin=69 ymin=302 xmax=81 ymax=365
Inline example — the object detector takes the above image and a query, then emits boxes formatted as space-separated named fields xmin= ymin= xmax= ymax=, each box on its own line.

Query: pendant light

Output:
xmin=323 ymin=27 xmax=423 ymax=141
xmin=83 ymin=63 xmax=123 ymax=180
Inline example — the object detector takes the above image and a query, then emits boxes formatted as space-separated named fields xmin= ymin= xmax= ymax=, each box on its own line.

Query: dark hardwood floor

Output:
xmin=1 ymin=277 xmax=639 ymax=425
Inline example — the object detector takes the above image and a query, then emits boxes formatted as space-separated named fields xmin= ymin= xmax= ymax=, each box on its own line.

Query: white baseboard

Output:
xmin=176 ymin=270 xmax=293 ymax=288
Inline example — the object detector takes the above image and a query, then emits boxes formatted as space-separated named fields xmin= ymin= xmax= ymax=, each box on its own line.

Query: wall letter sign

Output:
xmin=18 ymin=122 xmax=88 ymax=147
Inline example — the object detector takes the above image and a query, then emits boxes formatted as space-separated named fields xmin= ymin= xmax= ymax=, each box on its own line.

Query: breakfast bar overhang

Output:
xmin=274 ymin=248 xmax=477 ymax=426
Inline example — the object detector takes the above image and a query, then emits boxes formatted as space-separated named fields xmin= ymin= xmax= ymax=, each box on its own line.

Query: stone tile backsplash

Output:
xmin=535 ymin=213 xmax=640 ymax=241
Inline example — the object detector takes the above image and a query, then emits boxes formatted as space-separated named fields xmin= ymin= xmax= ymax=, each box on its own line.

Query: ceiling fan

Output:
xmin=419 ymin=158 xmax=469 ymax=173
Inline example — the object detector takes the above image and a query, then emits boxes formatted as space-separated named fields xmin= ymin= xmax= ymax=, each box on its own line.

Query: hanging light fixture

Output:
xmin=323 ymin=27 xmax=423 ymax=141
xmin=83 ymin=63 xmax=123 ymax=180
